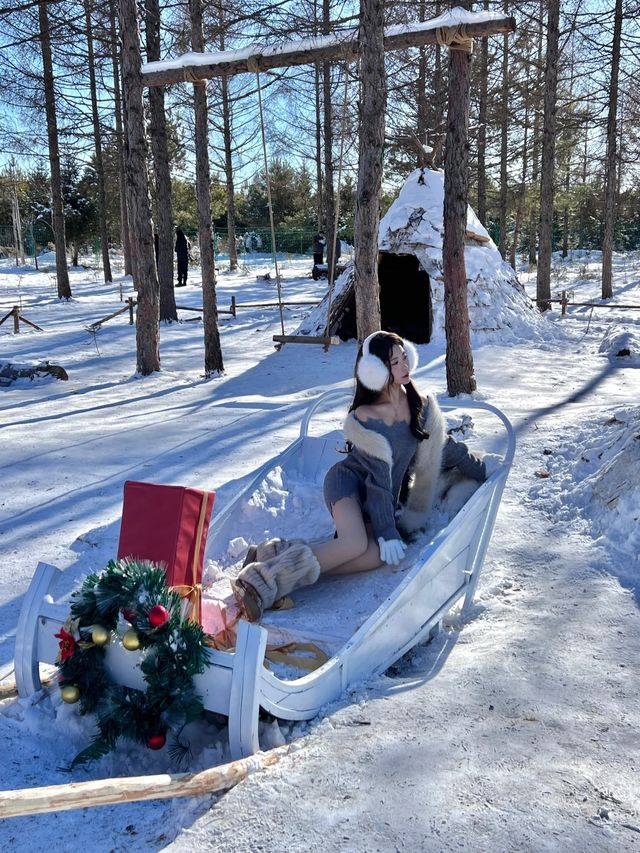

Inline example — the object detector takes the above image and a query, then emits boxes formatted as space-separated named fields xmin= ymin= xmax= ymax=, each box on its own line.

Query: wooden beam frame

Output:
xmin=142 ymin=14 xmax=516 ymax=87
xmin=121 ymin=8 xmax=516 ymax=362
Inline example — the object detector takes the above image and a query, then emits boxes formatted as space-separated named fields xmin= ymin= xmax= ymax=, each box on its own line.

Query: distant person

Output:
xmin=334 ymin=236 xmax=342 ymax=263
xmin=312 ymin=231 xmax=326 ymax=267
xmin=175 ymin=228 xmax=189 ymax=287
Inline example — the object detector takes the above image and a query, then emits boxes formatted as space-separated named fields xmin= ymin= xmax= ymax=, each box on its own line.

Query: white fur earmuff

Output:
xmin=356 ymin=332 xmax=418 ymax=391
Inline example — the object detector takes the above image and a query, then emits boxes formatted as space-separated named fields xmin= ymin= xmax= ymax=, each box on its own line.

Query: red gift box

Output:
xmin=117 ymin=480 xmax=215 ymax=621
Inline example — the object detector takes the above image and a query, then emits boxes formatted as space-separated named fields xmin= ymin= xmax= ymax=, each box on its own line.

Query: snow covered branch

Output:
xmin=141 ymin=10 xmax=516 ymax=87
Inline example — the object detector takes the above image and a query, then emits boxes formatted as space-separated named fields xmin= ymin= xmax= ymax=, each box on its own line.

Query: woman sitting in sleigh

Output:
xmin=229 ymin=330 xmax=502 ymax=623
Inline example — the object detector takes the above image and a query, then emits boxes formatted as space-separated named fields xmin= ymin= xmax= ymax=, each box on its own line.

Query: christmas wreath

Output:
xmin=55 ymin=558 xmax=210 ymax=768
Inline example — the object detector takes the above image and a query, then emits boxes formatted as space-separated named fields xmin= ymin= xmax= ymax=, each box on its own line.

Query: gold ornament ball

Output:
xmin=61 ymin=684 xmax=80 ymax=704
xmin=91 ymin=625 xmax=110 ymax=646
xmin=122 ymin=629 xmax=141 ymax=651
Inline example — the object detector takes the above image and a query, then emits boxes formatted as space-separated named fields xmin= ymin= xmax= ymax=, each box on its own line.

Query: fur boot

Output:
xmin=242 ymin=537 xmax=303 ymax=567
xmin=238 ymin=542 xmax=321 ymax=611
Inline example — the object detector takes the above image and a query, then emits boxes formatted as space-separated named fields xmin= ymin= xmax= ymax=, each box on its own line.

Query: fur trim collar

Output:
xmin=343 ymin=412 xmax=394 ymax=468
xmin=419 ymin=394 xmax=444 ymax=437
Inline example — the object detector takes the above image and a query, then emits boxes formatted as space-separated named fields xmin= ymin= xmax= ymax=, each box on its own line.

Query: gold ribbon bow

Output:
xmin=170 ymin=491 xmax=210 ymax=623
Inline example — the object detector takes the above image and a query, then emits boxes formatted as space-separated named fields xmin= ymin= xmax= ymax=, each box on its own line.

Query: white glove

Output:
xmin=482 ymin=453 xmax=503 ymax=478
xmin=378 ymin=537 xmax=407 ymax=566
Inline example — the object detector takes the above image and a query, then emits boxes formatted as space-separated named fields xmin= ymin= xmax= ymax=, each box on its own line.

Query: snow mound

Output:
xmin=598 ymin=324 xmax=640 ymax=365
xmin=572 ymin=409 xmax=640 ymax=561
xmin=534 ymin=407 xmax=640 ymax=587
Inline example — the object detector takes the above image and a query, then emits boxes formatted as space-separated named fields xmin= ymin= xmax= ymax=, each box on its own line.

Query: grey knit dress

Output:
xmin=323 ymin=411 xmax=487 ymax=542
xmin=323 ymin=418 xmax=418 ymax=541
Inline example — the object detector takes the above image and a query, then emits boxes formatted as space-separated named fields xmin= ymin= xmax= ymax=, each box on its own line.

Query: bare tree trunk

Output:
xmin=498 ymin=10 xmax=509 ymax=260
xmin=416 ymin=0 xmax=428 ymax=154
xmin=562 ymin=159 xmax=570 ymax=258
xmin=433 ymin=0 xmax=444 ymax=134
xmin=417 ymin=48 xmax=427 ymax=153
xmin=85 ymin=0 xmax=112 ymax=283
xmin=322 ymin=0 xmax=336 ymax=276
xmin=11 ymin=188 xmax=25 ymax=265
xmin=110 ymin=0 xmax=132 ymax=276
xmin=145 ymin=0 xmax=177 ymax=322
xmin=510 ymin=63 xmax=530 ymax=271
xmin=476 ymin=0 xmax=489 ymax=226
xmin=38 ymin=0 xmax=71 ymax=300
xmin=561 ymin=49 xmax=575 ymax=260
xmin=616 ymin=90 xmax=624 ymax=201
xmin=190 ymin=0 xmax=224 ymax=375
xmin=444 ymin=39 xmax=476 ymax=396
xmin=353 ymin=0 xmax=385 ymax=339
xmin=322 ymin=69 xmax=335 ymax=275
xmin=527 ymin=0 xmax=544 ymax=268
xmin=536 ymin=0 xmax=560 ymax=311
xmin=119 ymin=0 xmax=160 ymax=374
xmin=219 ymin=0 xmax=237 ymax=272
xmin=220 ymin=76 xmax=238 ymax=271
xmin=601 ymin=0 xmax=622 ymax=300
xmin=314 ymin=61 xmax=323 ymax=230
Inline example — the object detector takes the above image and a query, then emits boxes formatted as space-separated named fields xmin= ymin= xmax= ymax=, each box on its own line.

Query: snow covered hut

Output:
xmin=297 ymin=167 xmax=538 ymax=343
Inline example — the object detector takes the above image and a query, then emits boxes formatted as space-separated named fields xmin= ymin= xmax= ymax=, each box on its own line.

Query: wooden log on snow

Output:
xmin=88 ymin=301 xmax=137 ymax=330
xmin=0 ymin=362 xmax=68 ymax=382
xmin=0 ymin=746 xmax=288 ymax=818
xmin=272 ymin=334 xmax=339 ymax=346
xmin=0 ymin=673 xmax=55 ymax=701
xmin=233 ymin=300 xmax=319 ymax=309
xmin=142 ymin=15 xmax=516 ymax=87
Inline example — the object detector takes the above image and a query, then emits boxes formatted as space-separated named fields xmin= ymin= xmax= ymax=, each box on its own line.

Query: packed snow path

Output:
xmin=1 ymin=253 xmax=639 ymax=851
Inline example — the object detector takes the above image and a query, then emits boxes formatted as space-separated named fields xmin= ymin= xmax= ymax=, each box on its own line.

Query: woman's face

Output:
xmin=389 ymin=344 xmax=411 ymax=386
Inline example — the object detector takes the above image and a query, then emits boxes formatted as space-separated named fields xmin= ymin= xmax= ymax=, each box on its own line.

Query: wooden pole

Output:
xmin=17 ymin=314 xmax=44 ymax=332
xmin=13 ymin=306 xmax=20 ymax=334
xmin=0 ymin=746 xmax=288 ymax=818
xmin=443 ymin=11 xmax=476 ymax=396
xmin=141 ymin=17 xmax=516 ymax=87
xmin=128 ymin=296 xmax=135 ymax=324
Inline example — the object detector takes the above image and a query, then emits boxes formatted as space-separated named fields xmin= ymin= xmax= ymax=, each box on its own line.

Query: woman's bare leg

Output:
xmin=311 ymin=497 xmax=383 ymax=575
xmin=324 ymin=536 xmax=383 ymax=576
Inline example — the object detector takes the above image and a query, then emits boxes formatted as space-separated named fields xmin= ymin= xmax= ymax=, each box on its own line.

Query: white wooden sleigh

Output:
xmin=14 ymin=390 xmax=515 ymax=762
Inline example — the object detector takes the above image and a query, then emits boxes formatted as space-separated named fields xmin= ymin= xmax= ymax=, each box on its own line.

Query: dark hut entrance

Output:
xmin=334 ymin=252 xmax=432 ymax=343
xmin=378 ymin=252 xmax=432 ymax=343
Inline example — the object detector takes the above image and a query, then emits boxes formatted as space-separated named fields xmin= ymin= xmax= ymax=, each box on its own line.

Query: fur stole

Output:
xmin=397 ymin=396 xmax=446 ymax=534
xmin=343 ymin=412 xmax=394 ymax=469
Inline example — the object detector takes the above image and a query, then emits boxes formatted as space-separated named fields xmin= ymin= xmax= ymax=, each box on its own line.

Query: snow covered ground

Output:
xmin=1 ymin=249 xmax=639 ymax=851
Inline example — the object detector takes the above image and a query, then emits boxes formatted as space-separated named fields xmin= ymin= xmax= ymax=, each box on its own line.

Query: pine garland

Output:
xmin=56 ymin=559 xmax=210 ymax=768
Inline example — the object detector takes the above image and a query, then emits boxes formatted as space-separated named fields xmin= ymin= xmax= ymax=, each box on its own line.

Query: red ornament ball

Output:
xmin=148 ymin=604 xmax=170 ymax=628
xmin=122 ymin=608 xmax=137 ymax=624
xmin=147 ymin=733 xmax=166 ymax=750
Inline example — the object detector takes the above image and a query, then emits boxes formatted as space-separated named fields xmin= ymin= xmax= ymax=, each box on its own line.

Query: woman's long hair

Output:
xmin=349 ymin=332 xmax=427 ymax=441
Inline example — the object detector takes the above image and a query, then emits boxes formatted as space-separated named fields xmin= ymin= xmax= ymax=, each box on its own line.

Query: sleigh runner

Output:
xmin=14 ymin=389 xmax=515 ymax=762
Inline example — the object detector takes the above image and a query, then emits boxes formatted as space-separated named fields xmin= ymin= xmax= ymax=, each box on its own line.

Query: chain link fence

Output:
xmin=0 ymin=223 xmax=355 ymax=263
xmin=0 ymin=222 xmax=55 ymax=260
xmin=209 ymin=227 xmax=354 ymax=258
